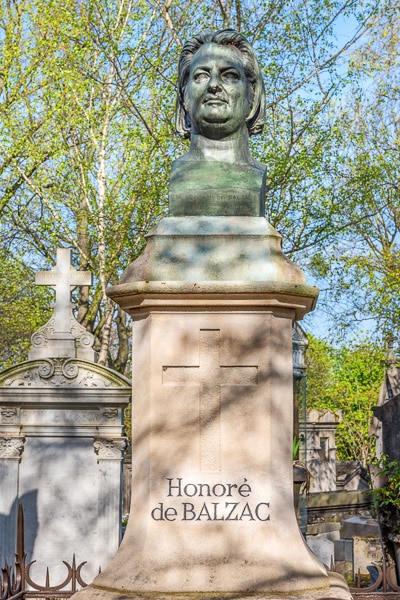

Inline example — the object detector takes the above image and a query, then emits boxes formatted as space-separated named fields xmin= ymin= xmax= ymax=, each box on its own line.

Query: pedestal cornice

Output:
xmin=107 ymin=280 xmax=318 ymax=320
xmin=107 ymin=217 xmax=319 ymax=321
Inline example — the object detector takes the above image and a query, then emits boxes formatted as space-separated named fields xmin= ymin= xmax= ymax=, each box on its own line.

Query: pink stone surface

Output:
xmin=84 ymin=305 xmax=348 ymax=597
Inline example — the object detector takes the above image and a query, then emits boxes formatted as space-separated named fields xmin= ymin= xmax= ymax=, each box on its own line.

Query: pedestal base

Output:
xmin=74 ymin=572 xmax=351 ymax=600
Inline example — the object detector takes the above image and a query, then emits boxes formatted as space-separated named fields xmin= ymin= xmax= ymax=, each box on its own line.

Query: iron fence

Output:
xmin=350 ymin=560 xmax=400 ymax=595
xmin=1 ymin=505 xmax=88 ymax=600
xmin=3 ymin=504 xmax=400 ymax=600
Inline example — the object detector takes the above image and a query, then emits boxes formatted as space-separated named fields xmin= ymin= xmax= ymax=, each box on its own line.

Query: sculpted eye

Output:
xmin=222 ymin=70 xmax=240 ymax=82
xmin=193 ymin=71 xmax=209 ymax=83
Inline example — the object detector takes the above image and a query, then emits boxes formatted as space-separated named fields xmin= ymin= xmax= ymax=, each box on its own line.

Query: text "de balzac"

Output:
xmin=150 ymin=477 xmax=271 ymax=522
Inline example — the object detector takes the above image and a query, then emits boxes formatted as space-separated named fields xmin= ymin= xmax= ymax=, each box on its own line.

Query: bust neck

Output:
xmin=188 ymin=131 xmax=255 ymax=165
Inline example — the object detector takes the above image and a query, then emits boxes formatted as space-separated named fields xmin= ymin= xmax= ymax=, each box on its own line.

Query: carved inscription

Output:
xmin=163 ymin=329 xmax=258 ymax=471
xmin=151 ymin=477 xmax=270 ymax=522
xmin=169 ymin=192 xmax=258 ymax=217
xmin=21 ymin=409 xmax=99 ymax=425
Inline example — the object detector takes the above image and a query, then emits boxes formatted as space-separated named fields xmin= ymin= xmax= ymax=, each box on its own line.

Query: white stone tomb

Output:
xmin=0 ymin=249 xmax=131 ymax=583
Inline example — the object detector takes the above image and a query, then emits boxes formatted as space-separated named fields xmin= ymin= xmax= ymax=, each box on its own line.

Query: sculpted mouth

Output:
xmin=203 ymin=96 xmax=228 ymax=105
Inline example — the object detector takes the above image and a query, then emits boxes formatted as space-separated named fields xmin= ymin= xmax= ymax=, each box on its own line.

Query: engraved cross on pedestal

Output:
xmin=36 ymin=248 xmax=92 ymax=333
xmin=162 ymin=329 xmax=258 ymax=471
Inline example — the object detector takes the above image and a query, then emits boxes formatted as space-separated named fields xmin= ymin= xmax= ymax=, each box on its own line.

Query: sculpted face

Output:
xmin=184 ymin=43 xmax=252 ymax=141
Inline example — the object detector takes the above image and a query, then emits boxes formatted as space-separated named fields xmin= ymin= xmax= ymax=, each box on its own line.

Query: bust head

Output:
xmin=175 ymin=29 xmax=266 ymax=140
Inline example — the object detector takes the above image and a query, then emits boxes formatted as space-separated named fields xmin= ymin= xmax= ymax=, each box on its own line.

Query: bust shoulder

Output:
xmin=172 ymin=148 xmax=264 ymax=173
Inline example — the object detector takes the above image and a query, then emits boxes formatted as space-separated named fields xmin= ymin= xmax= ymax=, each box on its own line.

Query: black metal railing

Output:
xmin=1 ymin=505 xmax=88 ymax=600
xmin=3 ymin=503 xmax=400 ymax=599
xmin=350 ymin=560 xmax=400 ymax=595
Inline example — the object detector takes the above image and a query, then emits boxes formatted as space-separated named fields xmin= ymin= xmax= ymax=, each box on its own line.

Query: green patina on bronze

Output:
xmin=170 ymin=29 xmax=266 ymax=217
xmin=169 ymin=160 xmax=264 ymax=216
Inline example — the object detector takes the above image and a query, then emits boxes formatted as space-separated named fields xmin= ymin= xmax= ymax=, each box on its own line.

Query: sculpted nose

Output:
xmin=207 ymin=75 xmax=222 ymax=93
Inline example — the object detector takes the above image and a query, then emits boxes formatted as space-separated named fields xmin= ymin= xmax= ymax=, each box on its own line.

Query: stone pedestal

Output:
xmin=74 ymin=217 xmax=351 ymax=600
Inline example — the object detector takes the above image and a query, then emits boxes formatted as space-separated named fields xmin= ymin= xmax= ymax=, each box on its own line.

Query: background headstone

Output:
xmin=0 ymin=249 xmax=130 ymax=583
xmin=304 ymin=409 xmax=341 ymax=493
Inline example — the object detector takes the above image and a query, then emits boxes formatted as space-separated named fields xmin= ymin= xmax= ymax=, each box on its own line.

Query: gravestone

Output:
xmin=336 ymin=461 xmax=369 ymax=491
xmin=352 ymin=536 xmax=382 ymax=577
xmin=373 ymin=395 xmax=400 ymax=460
xmin=0 ymin=249 xmax=130 ymax=582
xmin=304 ymin=409 xmax=341 ymax=493
xmin=74 ymin=29 xmax=350 ymax=600
xmin=370 ymin=339 xmax=400 ymax=456
xmin=306 ymin=536 xmax=335 ymax=570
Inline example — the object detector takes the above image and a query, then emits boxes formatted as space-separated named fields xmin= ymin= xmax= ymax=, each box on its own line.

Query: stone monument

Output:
xmin=74 ymin=29 xmax=351 ymax=600
xmin=303 ymin=409 xmax=341 ymax=493
xmin=0 ymin=249 xmax=130 ymax=582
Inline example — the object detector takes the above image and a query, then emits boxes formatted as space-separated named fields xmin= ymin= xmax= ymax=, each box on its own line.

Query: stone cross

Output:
xmin=36 ymin=248 xmax=92 ymax=333
xmin=162 ymin=329 xmax=258 ymax=471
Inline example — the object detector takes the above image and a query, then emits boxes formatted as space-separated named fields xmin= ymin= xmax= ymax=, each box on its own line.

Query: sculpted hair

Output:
xmin=175 ymin=29 xmax=266 ymax=138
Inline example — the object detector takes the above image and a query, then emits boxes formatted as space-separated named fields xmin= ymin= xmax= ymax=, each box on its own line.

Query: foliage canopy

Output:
xmin=306 ymin=335 xmax=386 ymax=466
xmin=0 ymin=0 xmax=398 ymax=374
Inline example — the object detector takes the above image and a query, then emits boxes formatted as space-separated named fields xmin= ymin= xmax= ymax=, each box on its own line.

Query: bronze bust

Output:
xmin=169 ymin=29 xmax=266 ymax=217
